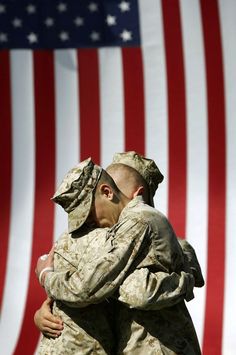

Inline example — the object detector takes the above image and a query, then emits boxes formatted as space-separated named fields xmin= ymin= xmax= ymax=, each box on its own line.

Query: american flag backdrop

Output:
xmin=0 ymin=0 xmax=235 ymax=354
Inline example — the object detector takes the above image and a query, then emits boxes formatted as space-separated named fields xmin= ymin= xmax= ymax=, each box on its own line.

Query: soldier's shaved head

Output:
xmin=106 ymin=163 xmax=150 ymax=204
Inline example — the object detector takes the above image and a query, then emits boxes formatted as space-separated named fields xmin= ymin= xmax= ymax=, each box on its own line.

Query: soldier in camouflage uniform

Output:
xmin=35 ymin=157 xmax=202 ymax=354
xmin=108 ymin=151 xmax=204 ymax=288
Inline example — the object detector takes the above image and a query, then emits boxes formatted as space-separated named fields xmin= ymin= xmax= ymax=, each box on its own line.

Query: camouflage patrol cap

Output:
xmin=52 ymin=158 xmax=102 ymax=233
xmin=112 ymin=151 xmax=164 ymax=206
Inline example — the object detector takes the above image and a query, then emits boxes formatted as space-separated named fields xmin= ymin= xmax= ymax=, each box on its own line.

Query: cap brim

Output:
xmin=68 ymin=192 xmax=93 ymax=233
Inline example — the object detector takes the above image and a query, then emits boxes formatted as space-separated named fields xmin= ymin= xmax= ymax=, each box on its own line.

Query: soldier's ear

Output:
xmin=133 ymin=186 xmax=144 ymax=198
xmin=99 ymin=184 xmax=113 ymax=200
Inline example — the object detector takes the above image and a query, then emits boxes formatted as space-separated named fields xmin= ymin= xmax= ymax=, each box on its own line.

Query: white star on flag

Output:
xmin=26 ymin=4 xmax=36 ymax=14
xmin=59 ymin=31 xmax=69 ymax=41
xmin=0 ymin=32 xmax=8 ymax=42
xmin=106 ymin=15 xmax=116 ymax=26
xmin=118 ymin=1 xmax=130 ymax=12
xmin=120 ymin=29 xmax=132 ymax=41
xmin=45 ymin=18 xmax=54 ymax=27
xmin=90 ymin=31 xmax=100 ymax=41
xmin=57 ymin=2 xmax=67 ymax=13
xmin=0 ymin=4 xmax=6 ymax=13
xmin=27 ymin=32 xmax=38 ymax=43
xmin=88 ymin=2 xmax=98 ymax=12
xmin=12 ymin=18 xmax=22 ymax=28
xmin=74 ymin=17 xmax=84 ymax=26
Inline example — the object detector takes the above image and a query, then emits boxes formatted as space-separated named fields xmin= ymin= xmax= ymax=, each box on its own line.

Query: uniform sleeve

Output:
xmin=177 ymin=238 xmax=205 ymax=287
xmin=118 ymin=268 xmax=195 ymax=310
xmin=44 ymin=218 xmax=149 ymax=307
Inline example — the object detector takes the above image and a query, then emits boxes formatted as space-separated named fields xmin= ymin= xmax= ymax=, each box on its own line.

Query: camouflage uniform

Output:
xmin=42 ymin=196 xmax=201 ymax=354
xmin=111 ymin=151 xmax=204 ymax=288
xmin=38 ymin=227 xmax=115 ymax=355
xmin=178 ymin=238 xmax=204 ymax=288
xmin=38 ymin=224 xmax=194 ymax=355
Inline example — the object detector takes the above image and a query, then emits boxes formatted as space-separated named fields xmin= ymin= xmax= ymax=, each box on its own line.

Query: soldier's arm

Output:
xmin=118 ymin=268 xmax=195 ymax=311
xmin=177 ymin=238 xmax=205 ymax=287
xmin=115 ymin=215 xmax=197 ymax=311
xmin=43 ymin=218 xmax=149 ymax=307
xmin=117 ymin=236 xmax=203 ymax=311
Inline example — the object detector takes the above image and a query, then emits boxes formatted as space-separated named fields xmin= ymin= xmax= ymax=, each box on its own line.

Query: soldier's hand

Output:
xmin=35 ymin=246 xmax=55 ymax=286
xmin=34 ymin=298 xmax=63 ymax=338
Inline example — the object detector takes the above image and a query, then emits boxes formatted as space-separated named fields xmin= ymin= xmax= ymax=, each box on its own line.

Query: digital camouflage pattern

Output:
xmin=178 ymin=238 xmax=205 ymax=288
xmin=38 ymin=226 xmax=115 ymax=355
xmin=112 ymin=151 xmax=204 ymax=288
xmin=39 ymin=225 xmax=194 ymax=354
xmin=118 ymin=268 xmax=195 ymax=311
xmin=42 ymin=197 xmax=201 ymax=354
xmin=52 ymin=158 xmax=102 ymax=233
xmin=115 ymin=300 xmax=201 ymax=355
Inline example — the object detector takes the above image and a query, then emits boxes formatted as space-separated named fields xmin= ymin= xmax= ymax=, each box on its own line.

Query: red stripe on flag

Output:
xmin=162 ymin=0 xmax=187 ymax=237
xmin=200 ymin=1 xmax=226 ymax=354
xmin=122 ymin=47 xmax=145 ymax=155
xmin=77 ymin=49 xmax=101 ymax=164
xmin=0 ymin=51 xmax=12 ymax=310
xmin=14 ymin=51 xmax=56 ymax=355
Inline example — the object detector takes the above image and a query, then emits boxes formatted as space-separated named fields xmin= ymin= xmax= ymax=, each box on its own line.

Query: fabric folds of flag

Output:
xmin=0 ymin=1 xmax=236 ymax=354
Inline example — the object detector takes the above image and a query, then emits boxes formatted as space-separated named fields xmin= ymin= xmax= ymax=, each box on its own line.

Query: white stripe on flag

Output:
xmin=0 ymin=50 xmax=35 ymax=355
xmin=139 ymin=0 xmax=168 ymax=215
xmin=99 ymin=47 xmax=125 ymax=168
xmin=219 ymin=0 xmax=236 ymax=353
xmin=180 ymin=0 xmax=208 ymax=346
xmin=53 ymin=50 xmax=79 ymax=241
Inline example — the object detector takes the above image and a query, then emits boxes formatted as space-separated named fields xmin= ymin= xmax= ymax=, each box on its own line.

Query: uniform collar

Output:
xmin=118 ymin=196 xmax=144 ymax=222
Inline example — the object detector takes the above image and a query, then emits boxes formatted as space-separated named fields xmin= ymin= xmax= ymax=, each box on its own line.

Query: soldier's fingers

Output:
xmin=43 ymin=329 xmax=62 ymax=338
xmin=48 ymin=245 xmax=55 ymax=256
xmin=43 ymin=319 xmax=63 ymax=330
xmin=43 ymin=313 xmax=62 ymax=325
